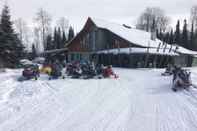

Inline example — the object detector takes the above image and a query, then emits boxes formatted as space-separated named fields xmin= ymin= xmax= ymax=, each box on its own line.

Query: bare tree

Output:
xmin=57 ymin=17 xmax=69 ymax=33
xmin=14 ymin=18 xmax=30 ymax=49
xmin=191 ymin=5 xmax=197 ymax=31
xmin=33 ymin=27 xmax=42 ymax=53
xmin=136 ymin=7 xmax=170 ymax=32
xmin=34 ymin=8 xmax=52 ymax=51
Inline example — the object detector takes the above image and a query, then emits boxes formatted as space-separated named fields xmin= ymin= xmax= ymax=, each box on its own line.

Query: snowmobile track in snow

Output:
xmin=1 ymin=69 xmax=197 ymax=131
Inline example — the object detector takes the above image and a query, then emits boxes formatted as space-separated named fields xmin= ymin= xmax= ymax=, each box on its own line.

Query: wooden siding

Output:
xmin=67 ymin=18 xmax=144 ymax=53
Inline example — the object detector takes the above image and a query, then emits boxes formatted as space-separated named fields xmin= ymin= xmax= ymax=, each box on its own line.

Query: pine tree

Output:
xmin=1 ymin=5 xmax=14 ymax=34
xmin=0 ymin=5 xmax=24 ymax=67
xmin=62 ymin=31 xmax=67 ymax=48
xmin=57 ymin=27 xmax=61 ymax=49
xmin=31 ymin=44 xmax=37 ymax=59
xmin=156 ymin=29 xmax=160 ymax=39
xmin=53 ymin=28 xmax=57 ymax=49
xmin=164 ymin=32 xmax=170 ymax=43
xmin=195 ymin=31 xmax=197 ymax=51
xmin=159 ymin=30 xmax=164 ymax=42
xmin=182 ymin=19 xmax=189 ymax=49
xmin=68 ymin=26 xmax=74 ymax=42
xmin=190 ymin=22 xmax=195 ymax=50
xmin=175 ymin=20 xmax=181 ymax=46
xmin=169 ymin=29 xmax=174 ymax=45
xmin=46 ymin=34 xmax=53 ymax=50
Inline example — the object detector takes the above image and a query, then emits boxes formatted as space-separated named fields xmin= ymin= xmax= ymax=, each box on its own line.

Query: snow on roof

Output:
xmin=90 ymin=18 xmax=197 ymax=56
xmin=91 ymin=18 xmax=166 ymax=48
xmin=43 ymin=48 xmax=68 ymax=54
xmin=175 ymin=46 xmax=197 ymax=55
xmin=95 ymin=47 xmax=179 ymax=56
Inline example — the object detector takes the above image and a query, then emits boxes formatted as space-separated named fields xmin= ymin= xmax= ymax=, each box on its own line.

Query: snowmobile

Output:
xmin=18 ymin=64 xmax=40 ymax=81
xmin=71 ymin=67 xmax=83 ymax=79
xmin=102 ymin=65 xmax=119 ymax=79
xmin=49 ymin=63 xmax=64 ymax=80
xmin=40 ymin=64 xmax=52 ymax=75
xmin=81 ymin=63 xmax=97 ymax=79
xmin=172 ymin=69 xmax=192 ymax=92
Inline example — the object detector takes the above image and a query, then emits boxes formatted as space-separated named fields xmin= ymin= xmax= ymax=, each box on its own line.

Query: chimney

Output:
xmin=123 ymin=24 xmax=132 ymax=29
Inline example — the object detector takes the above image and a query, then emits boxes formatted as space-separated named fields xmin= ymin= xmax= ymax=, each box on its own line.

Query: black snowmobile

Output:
xmin=18 ymin=64 xmax=40 ymax=82
xmin=81 ymin=63 xmax=97 ymax=79
xmin=172 ymin=68 xmax=192 ymax=92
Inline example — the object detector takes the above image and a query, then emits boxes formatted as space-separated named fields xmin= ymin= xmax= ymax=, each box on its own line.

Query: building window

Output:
xmin=71 ymin=54 xmax=74 ymax=61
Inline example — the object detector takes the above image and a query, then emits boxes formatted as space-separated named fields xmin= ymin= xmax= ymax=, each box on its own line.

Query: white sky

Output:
xmin=2 ymin=0 xmax=197 ymax=32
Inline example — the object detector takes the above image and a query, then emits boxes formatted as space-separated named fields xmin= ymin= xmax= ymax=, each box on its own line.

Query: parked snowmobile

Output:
xmin=18 ymin=64 xmax=40 ymax=81
xmin=172 ymin=68 xmax=192 ymax=92
xmin=49 ymin=62 xmax=64 ymax=80
xmin=40 ymin=64 xmax=52 ymax=75
xmin=102 ymin=65 xmax=118 ymax=79
xmin=71 ymin=66 xmax=82 ymax=79
xmin=81 ymin=62 xmax=97 ymax=79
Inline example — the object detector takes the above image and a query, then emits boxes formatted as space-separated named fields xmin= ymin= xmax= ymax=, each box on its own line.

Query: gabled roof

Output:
xmin=90 ymin=17 xmax=165 ymax=48
xmin=90 ymin=18 xmax=197 ymax=56
xmin=67 ymin=17 xmax=197 ymax=56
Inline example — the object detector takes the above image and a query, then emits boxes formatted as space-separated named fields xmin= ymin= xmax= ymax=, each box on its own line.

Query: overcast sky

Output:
xmin=2 ymin=0 xmax=197 ymax=31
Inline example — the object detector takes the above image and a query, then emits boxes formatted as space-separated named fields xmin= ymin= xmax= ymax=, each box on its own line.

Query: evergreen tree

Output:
xmin=164 ymin=32 xmax=170 ymax=43
xmin=175 ymin=20 xmax=181 ymax=46
xmin=46 ymin=34 xmax=53 ymax=50
xmin=53 ymin=28 xmax=58 ymax=49
xmin=156 ymin=29 xmax=160 ymax=39
xmin=195 ymin=32 xmax=197 ymax=51
xmin=57 ymin=27 xmax=61 ymax=49
xmin=151 ymin=18 xmax=156 ymax=32
xmin=1 ymin=5 xmax=14 ymax=34
xmin=62 ymin=31 xmax=67 ymax=48
xmin=169 ymin=29 xmax=174 ymax=45
xmin=68 ymin=26 xmax=74 ymax=42
xmin=182 ymin=19 xmax=189 ymax=49
xmin=159 ymin=30 xmax=164 ymax=42
xmin=190 ymin=22 xmax=195 ymax=50
xmin=0 ymin=5 xmax=24 ymax=67
xmin=31 ymin=44 xmax=37 ymax=59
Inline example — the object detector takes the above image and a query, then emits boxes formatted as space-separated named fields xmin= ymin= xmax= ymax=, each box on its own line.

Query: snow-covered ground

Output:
xmin=1 ymin=68 xmax=197 ymax=131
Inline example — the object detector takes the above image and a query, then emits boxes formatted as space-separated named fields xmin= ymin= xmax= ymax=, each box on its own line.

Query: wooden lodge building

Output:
xmin=66 ymin=17 xmax=197 ymax=68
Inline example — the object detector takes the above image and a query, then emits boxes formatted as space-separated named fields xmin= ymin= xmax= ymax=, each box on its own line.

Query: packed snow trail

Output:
xmin=1 ymin=68 xmax=197 ymax=131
